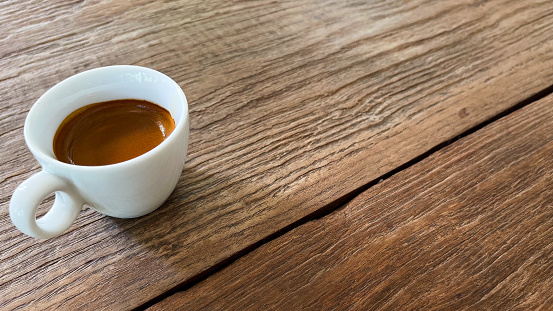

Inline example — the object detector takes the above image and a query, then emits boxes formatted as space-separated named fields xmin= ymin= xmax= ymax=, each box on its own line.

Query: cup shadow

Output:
xmin=109 ymin=163 xmax=222 ymax=264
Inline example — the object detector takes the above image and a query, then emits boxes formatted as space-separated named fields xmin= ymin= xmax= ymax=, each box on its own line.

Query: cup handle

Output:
xmin=9 ymin=171 xmax=84 ymax=239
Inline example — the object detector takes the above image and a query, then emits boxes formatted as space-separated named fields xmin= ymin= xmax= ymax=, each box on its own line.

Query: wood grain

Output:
xmin=1 ymin=0 xmax=553 ymax=309
xmin=150 ymin=93 xmax=553 ymax=311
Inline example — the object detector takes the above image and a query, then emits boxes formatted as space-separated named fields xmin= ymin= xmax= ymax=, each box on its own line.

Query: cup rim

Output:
xmin=24 ymin=65 xmax=189 ymax=171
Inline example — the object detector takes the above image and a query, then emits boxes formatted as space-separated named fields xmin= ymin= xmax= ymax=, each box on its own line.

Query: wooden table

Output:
xmin=2 ymin=0 xmax=553 ymax=310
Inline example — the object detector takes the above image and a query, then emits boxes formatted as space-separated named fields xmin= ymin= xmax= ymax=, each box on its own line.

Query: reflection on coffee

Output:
xmin=53 ymin=99 xmax=175 ymax=166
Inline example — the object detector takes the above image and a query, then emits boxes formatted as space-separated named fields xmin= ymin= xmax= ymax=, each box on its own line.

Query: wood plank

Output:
xmin=1 ymin=0 xmax=553 ymax=309
xmin=149 ymin=93 xmax=553 ymax=310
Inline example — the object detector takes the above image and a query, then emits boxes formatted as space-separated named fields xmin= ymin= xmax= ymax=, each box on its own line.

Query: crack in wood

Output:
xmin=133 ymin=82 xmax=553 ymax=311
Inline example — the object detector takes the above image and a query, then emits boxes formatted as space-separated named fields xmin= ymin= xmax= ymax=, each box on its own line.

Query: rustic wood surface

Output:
xmin=1 ymin=0 xmax=553 ymax=309
xmin=150 ymin=94 xmax=553 ymax=311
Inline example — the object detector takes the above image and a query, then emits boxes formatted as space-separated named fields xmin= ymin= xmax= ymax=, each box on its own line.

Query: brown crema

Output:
xmin=53 ymin=99 xmax=175 ymax=166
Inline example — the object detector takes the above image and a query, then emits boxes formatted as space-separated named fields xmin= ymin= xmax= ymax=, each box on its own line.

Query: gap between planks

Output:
xmin=133 ymin=82 xmax=553 ymax=311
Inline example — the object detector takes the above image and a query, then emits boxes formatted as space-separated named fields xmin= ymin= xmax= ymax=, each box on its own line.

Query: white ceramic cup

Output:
xmin=9 ymin=65 xmax=189 ymax=239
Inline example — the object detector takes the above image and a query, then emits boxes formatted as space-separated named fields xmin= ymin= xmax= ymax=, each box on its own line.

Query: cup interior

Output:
xmin=25 ymin=66 xmax=187 ymax=163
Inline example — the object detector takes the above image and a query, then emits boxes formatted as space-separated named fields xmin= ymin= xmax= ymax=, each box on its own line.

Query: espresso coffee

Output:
xmin=53 ymin=99 xmax=175 ymax=166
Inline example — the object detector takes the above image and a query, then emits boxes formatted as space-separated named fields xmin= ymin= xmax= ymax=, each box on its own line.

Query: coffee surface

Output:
xmin=53 ymin=99 xmax=175 ymax=166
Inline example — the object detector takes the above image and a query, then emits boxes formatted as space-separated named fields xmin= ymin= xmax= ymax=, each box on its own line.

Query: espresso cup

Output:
xmin=9 ymin=65 xmax=189 ymax=239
